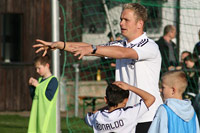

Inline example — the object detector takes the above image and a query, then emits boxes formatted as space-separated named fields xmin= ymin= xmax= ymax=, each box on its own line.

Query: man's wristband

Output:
xmin=91 ymin=45 xmax=97 ymax=54
xmin=62 ymin=41 xmax=66 ymax=50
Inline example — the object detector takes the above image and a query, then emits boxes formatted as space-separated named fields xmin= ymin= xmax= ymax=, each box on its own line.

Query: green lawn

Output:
xmin=0 ymin=114 xmax=93 ymax=133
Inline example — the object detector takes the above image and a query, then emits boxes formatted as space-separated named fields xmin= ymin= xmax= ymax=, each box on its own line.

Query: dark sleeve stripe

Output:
xmin=139 ymin=39 xmax=148 ymax=47
xmin=130 ymin=39 xmax=149 ymax=48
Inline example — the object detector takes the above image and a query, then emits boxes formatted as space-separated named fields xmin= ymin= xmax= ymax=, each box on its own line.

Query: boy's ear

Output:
xmin=123 ymin=98 xmax=128 ymax=105
xmin=172 ymin=87 xmax=176 ymax=95
xmin=104 ymin=96 xmax=108 ymax=104
xmin=45 ymin=63 xmax=50 ymax=68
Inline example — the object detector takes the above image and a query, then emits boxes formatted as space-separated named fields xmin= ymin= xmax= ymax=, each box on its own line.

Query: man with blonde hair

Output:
xmin=33 ymin=3 xmax=162 ymax=132
xmin=148 ymin=70 xmax=199 ymax=133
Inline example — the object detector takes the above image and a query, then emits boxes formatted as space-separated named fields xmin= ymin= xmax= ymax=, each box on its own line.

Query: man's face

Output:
xmin=120 ymin=9 xmax=139 ymax=41
xmin=170 ymin=27 xmax=176 ymax=39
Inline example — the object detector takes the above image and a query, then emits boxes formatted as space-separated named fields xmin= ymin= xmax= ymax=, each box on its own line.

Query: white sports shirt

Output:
xmin=102 ymin=32 xmax=163 ymax=123
xmin=85 ymin=100 xmax=148 ymax=133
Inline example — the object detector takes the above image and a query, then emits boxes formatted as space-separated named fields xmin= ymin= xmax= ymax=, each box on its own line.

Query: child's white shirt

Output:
xmin=85 ymin=100 xmax=148 ymax=133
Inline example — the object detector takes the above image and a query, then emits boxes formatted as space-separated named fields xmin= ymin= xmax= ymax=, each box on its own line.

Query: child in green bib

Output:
xmin=28 ymin=55 xmax=58 ymax=133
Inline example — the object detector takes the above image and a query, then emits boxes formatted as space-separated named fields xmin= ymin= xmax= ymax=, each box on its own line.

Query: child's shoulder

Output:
xmin=156 ymin=104 xmax=168 ymax=115
xmin=47 ymin=76 xmax=58 ymax=86
xmin=50 ymin=76 xmax=58 ymax=81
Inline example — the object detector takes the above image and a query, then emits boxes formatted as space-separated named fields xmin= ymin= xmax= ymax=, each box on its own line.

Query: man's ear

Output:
xmin=137 ymin=20 xmax=144 ymax=29
xmin=104 ymin=96 xmax=108 ymax=104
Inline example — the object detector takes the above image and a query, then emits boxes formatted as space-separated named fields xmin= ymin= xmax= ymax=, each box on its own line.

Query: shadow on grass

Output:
xmin=0 ymin=114 xmax=93 ymax=133
xmin=0 ymin=123 xmax=27 ymax=129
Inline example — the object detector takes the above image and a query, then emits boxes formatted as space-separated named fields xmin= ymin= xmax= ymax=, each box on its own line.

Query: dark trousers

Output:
xmin=136 ymin=121 xmax=152 ymax=133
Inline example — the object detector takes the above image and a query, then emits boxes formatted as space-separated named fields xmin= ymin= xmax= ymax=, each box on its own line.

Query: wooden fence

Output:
xmin=0 ymin=63 xmax=37 ymax=111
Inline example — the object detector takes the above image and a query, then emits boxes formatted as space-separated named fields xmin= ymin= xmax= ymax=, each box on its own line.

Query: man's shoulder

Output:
xmin=102 ymin=40 xmax=125 ymax=47
xmin=156 ymin=104 xmax=168 ymax=116
xmin=129 ymin=37 xmax=158 ymax=49
xmin=195 ymin=41 xmax=200 ymax=46
xmin=155 ymin=37 xmax=164 ymax=44
xmin=129 ymin=39 xmax=148 ymax=48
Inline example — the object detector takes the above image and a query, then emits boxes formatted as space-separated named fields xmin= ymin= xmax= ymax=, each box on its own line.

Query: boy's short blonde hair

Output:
xmin=161 ymin=70 xmax=188 ymax=94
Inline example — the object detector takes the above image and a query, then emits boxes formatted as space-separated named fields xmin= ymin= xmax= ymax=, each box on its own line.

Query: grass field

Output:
xmin=0 ymin=114 xmax=93 ymax=133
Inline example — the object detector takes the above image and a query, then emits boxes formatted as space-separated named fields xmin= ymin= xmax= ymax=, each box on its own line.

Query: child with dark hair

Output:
xmin=105 ymin=83 xmax=129 ymax=107
xmin=28 ymin=54 xmax=58 ymax=133
xmin=85 ymin=82 xmax=155 ymax=133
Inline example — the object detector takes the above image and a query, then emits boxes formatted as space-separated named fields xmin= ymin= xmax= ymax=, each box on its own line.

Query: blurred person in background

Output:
xmin=156 ymin=25 xmax=179 ymax=74
xmin=183 ymin=54 xmax=199 ymax=103
xmin=176 ymin=51 xmax=191 ymax=70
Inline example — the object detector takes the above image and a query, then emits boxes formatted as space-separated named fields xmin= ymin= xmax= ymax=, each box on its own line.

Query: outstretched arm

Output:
xmin=72 ymin=45 xmax=138 ymax=60
xmin=113 ymin=81 xmax=155 ymax=108
xmin=33 ymin=39 xmax=138 ymax=60
xmin=33 ymin=39 xmax=92 ymax=56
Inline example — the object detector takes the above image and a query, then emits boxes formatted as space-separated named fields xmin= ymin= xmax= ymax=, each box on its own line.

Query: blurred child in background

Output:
xmin=28 ymin=54 xmax=58 ymax=133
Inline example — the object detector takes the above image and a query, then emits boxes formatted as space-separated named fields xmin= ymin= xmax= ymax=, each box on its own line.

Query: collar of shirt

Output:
xmin=125 ymin=32 xmax=147 ymax=48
